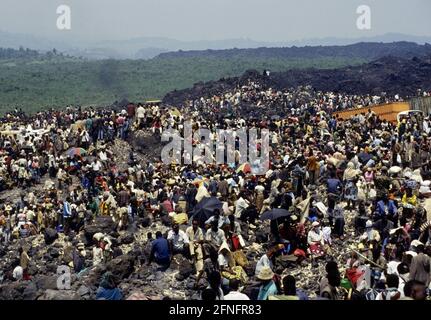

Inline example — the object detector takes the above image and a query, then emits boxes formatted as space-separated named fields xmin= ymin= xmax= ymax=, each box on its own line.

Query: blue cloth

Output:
xmin=344 ymin=180 xmax=358 ymax=201
xmin=209 ymin=180 xmax=218 ymax=194
xmin=152 ymin=237 xmax=170 ymax=261
xmin=327 ymin=178 xmax=342 ymax=194
xmin=81 ymin=176 xmax=91 ymax=190
xmin=96 ymin=287 xmax=123 ymax=300
xmin=365 ymin=159 xmax=375 ymax=168
xmin=257 ymin=281 xmax=278 ymax=300
xmin=63 ymin=201 xmax=72 ymax=218
xmin=376 ymin=200 xmax=397 ymax=217
xmin=297 ymin=289 xmax=309 ymax=300
xmin=329 ymin=119 xmax=337 ymax=130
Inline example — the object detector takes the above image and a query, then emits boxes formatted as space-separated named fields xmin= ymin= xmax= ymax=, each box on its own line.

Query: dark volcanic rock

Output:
xmin=84 ymin=216 xmax=116 ymax=240
xmin=118 ymin=232 xmax=134 ymax=245
xmin=23 ymin=281 xmax=38 ymax=300
xmin=38 ymin=289 xmax=80 ymax=300
xmin=46 ymin=263 xmax=58 ymax=273
xmin=36 ymin=275 xmax=58 ymax=290
xmin=112 ymin=248 xmax=123 ymax=258
xmin=47 ymin=247 xmax=61 ymax=259
xmin=171 ymin=255 xmax=194 ymax=279
xmin=0 ymin=281 xmax=29 ymax=300
xmin=77 ymin=285 xmax=92 ymax=299
xmin=106 ymin=255 xmax=135 ymax=279
xmin=44 ymin=228 xmax=58 ymax=245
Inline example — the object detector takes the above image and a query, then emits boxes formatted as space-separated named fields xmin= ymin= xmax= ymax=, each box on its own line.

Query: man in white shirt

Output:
xmin=235 ymin=193 xmax=249 ymax=219
xmin=255 ymin=248 xmax=275 ymax=276
xmin=205 ymin=221 xmax=226 ymax=248
xmin=136 ymin=104 xmax=146 ymax=127
xmin=186 ymin=219 xmax=205 ymax=274
xmin=167 ymin=223 xmax=190 ymax=256
xmin=224 ymin=279 xmax=250 ymax=300
xmin=91 ymin=159 xmax=102 ymax=172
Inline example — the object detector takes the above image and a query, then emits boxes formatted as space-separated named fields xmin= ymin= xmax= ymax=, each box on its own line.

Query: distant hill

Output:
xmin=163 ymin=55 xmax=431 ymax=106
xmin=157 ymin=41 xmax=431 ymax=60
xmin=1 ymin=30 xmax=431 ymax=60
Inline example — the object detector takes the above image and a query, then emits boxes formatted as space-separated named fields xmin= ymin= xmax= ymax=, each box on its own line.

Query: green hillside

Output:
xmin=0 ymin=55 xmax=366 ymax=113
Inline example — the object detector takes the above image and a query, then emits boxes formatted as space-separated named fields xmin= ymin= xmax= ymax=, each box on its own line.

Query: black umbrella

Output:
xmin=260 ymin=208 xmax=291 ymax=221
xmin=191 ymin=196 xmax=223 ymax=227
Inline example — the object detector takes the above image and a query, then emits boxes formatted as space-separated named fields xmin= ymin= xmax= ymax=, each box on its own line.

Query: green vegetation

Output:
xmin=0 ymin=54 xmax=367 ymax=113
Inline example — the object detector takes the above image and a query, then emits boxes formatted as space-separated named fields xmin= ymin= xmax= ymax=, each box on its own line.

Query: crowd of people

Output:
xmin=0 ymin=81 xmax=431 ymax=300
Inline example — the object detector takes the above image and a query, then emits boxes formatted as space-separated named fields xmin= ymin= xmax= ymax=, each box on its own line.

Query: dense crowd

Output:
xmin=1 ymin=82 xmax=431 ymax=300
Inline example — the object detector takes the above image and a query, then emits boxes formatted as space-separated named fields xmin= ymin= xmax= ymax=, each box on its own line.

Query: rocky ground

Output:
xmin=0 ymin=202 xmax=360 ymax=300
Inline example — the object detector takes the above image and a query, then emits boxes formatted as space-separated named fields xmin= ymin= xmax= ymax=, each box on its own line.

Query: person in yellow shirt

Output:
xmin=401 ymin=187 xmax=417 ymax=207
xmin=99 ymin=196 xmax=110 ymax=216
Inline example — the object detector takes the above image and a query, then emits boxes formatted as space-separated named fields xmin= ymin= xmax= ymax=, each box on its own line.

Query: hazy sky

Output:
xmin=0 ymin=0 xmax=430 ymax=42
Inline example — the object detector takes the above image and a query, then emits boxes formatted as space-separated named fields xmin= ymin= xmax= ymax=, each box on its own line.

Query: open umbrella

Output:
xmin=191 ymin=196 xmax=223 ymax=227
xmin=260 ymin=208 xmax=291 ymax=221
xmin=236 ymin=163 xmax=252 ymax=174
xmin=66 ymin=147 xmax=87 ymax=157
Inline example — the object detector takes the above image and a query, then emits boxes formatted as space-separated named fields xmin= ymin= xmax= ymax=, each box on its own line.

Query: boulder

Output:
xmin=112 ymin=248 xmax=123 ymax=258
xmin=46 ymin=263 xmax=58 ymax=273
xmin=36 ymin=275 xmax=58 ymax=290
xmin=62 ymin=246 xmax=74 ymax=264
xmin=255 ymin=230 xmax=269 ymax=243
xmin=27 ymin=264 xmax=39 ymax=276
xmin=172 ymin=255 xmax=194 ymax=279
xmin=109 ymin=231 xmax=120 ymax=238
xmin=47 ymin=247 xmax=61 ymax=259
xmin=84 ymin=216 xmax=116 ymax=240
xmin=77 ymin=285 xmax=92 ymax=299
xmin=0 ymin=282 xmax=28 ymax=300
xmin=118 ymin=232 xmax=134 ymax=245
xmin=38 ymin=289 xmax=80 ymax=300
xmin=106 ymin=255 xmax=135 ymax=279
xmin=141 ymin=217 xmax=151 ymax=227
xmin=0 ymin=279 xmax=46 ymax=300
xmin=44 ymin=228 xmax=58 ymax=245
xmin=23 ymin=281 xmax=38 ymax=300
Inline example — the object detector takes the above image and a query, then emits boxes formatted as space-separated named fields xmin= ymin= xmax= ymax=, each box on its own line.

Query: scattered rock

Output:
xmin=23 ymin=281 xmax=38 ymax=300
xmin=36 ymin=275 xmax=58 ymax=290
xmin=118 ymin=232 xmax=134 ymax=245
xmin=44 ymin=228 xmax=58 ymax=245
xmin=106 ymin=255 xmax=135 ymax=280
xmin=77 ymin=285 xmax=91 ymax=299
xmin=84 ymin=216 xmax=116 ymax=240
xmin=38 ymin=289 xmax=80 ymax=300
